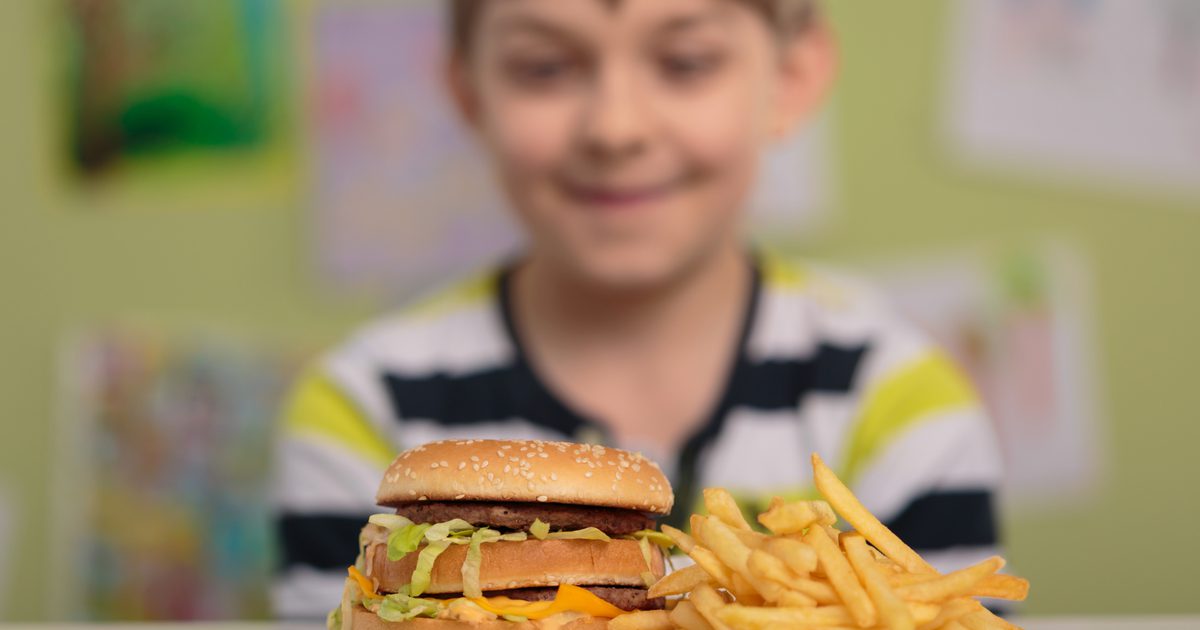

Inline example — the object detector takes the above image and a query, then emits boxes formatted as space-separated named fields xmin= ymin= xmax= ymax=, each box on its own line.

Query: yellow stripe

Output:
xmin=406 ymin=271 xmax=499 ymax=320
xmin=282 ymin=370 xmax=396 ymax=467
xmin=759 ymin=251 xmax=808 ymax=291
xmin=841 ymin=352 xmax=978 ymax=486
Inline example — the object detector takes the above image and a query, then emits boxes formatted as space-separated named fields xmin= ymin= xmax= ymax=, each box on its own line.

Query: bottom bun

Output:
xmin=350 ymin=606 xmax=610 ymax=630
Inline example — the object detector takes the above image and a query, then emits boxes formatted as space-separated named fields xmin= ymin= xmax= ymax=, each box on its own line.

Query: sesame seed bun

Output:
xmin=376 ymin=440 xmax=674 ymax=515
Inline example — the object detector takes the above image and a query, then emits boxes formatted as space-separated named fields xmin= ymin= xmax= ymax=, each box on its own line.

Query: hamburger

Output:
xmin=330 ymin=439 xmax=675 ymax=630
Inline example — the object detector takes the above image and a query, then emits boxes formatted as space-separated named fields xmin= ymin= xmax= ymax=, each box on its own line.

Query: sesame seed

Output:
xmin=551 ymin=473 xmax=558 ymax=481
xmin=440 ymin=461 xmax=449 ymax=468
xmin=455 ymin=494 xmax=466 ymax=499
xmin=458 ymin=462 xmax=467 ymax=470
xmin=473 ymin=464 xmax=480 ymax=471
xmin=481 ymin=460 xmax=489 ymax=468
xmin=537 ymin=496 xmax=549 ymax=502
xmin=585 ymin=472 xmax=593 ymax=478
xmin=430 ymin=463 xmax=439 ymax=469
xmin=539 ymin=453 xmax=549 ymax=459
xmin=471 ymin=456 xmax=480 ymax=462
xmin=418 ymin=495 xmax=428 ymax=501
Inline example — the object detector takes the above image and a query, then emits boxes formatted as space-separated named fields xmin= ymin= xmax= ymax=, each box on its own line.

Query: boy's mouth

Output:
xmin=558 ymin=177 xmax=686 ymax=210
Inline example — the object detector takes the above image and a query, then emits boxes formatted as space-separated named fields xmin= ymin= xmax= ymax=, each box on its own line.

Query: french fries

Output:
xmin=644 ymin=453 xmax=1029 ymax=629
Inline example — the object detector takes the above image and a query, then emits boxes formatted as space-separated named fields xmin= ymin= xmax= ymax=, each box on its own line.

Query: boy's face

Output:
xmin=456 ymin=0 xmax=832 ymax=288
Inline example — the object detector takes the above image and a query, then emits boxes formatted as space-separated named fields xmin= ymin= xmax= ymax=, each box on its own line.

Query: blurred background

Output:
xmin=1 ymin=0 xmax=1198 ymax=621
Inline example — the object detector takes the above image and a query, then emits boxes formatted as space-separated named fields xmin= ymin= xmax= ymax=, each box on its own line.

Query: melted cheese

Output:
xmin=470 ymin=584 xmax=628 ymax=620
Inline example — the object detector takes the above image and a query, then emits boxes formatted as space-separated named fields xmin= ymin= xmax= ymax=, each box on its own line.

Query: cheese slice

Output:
xmin=471 ymin=584 xmax=628 ymax=620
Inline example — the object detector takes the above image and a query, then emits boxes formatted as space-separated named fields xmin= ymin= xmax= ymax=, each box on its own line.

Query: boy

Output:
xmin=273 ymin=0 xmax=1002 ymax=618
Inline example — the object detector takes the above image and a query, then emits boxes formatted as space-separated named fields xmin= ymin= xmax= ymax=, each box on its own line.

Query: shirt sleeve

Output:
xmin=842 ymin=344 xmax=1004 ymax=573
xmin=270 ymin=365 xmax=396 ymax=620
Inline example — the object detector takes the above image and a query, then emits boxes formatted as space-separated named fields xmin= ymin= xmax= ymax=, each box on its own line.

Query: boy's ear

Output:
xmin=771 ymin=17 xmax=837 ymax=140
xmin=445 ymin=53 xmax=482 ymax=130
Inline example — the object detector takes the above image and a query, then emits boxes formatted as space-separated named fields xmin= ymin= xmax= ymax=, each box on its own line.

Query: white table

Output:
xmin=0 ymin=619 xmax=1197 ymax=629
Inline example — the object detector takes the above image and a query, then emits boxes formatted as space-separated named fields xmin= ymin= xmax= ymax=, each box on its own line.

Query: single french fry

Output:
xmin=890 ymin=571 xmax=1027 ymax=602
xmin=730 ymin=573 xmax=767 ymax=606
xmin=915 ymin=598 xmax=981 ymax=630
xmin=731 ymin=528 xmax=771 ymax=549
xmin=844 ymin=534 xmax=914 ymax=630
xmin=608 ymin=610 xmax=674 ymax=630
xmin=803 ymin=524 xmax=877 ymax=627
xmin=896 ymin=557 xmax=1005 ymax=603
xmin=747 ymin=549 xmax=799 ymax=586
xmin=648 ymin=564 xmax=713 ymax=598
xmin=697 ymin=518 xmax=755 ymax=587
xmin=704 ymin=488 xmax=753 ymax=530
xmin=688 ymin=546 xmax=737 ymax=592
xmin=669 ymin=600 xmax=716 ymax=630
xmin=792 ymin=577 xmax=840 ymax=605
xmin=778 ymin=589 xmax=818 ymax=608
xmin=764 ymin=537 xmax=818 ymax=575
xmin=811 ymin=453 xmax=935 ymax=574
xmin=969 ymin=574 xmax=1030 ymax=601
xmin=717 ymin=604 xmax=855 ymax=628
xmin=757 ymin=496 xmax=838 ymax=534
xmin=959 ymin=609 xmax=1017 ymax=630
xmin=661 ymin=525 xmax=697 ymax=554
xmin=691 ymin=583 xmax=735 ymax=630
xmin=744 ymin=549 xmax=805 ymax=604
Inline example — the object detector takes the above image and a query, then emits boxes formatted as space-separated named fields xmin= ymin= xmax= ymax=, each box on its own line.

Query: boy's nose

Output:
xmin=578 ymin=68 xmax=649 ymax=164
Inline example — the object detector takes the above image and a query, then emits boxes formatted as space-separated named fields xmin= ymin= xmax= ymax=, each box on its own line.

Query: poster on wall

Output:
xmin=310 ymin=1 xmax=832 ymax=299
xmin=62 ymin=0 xmax=291 ymax=202
xmin=864 ymin=243 xmax=1104 ymax=507
xmin=945 ymin=0 xmax=1200 ymax=196
xmin=52 ymin=330 xmax=303 ymax=620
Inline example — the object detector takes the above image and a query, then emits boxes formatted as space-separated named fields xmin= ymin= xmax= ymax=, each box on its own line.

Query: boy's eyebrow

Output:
xmin=651 ymin=9 xmax=728 ymax=36
xmin=491 ymin=15 xmax=584 ymax=46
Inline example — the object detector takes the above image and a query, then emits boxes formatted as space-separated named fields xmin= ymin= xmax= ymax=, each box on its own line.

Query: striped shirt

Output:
xmin=271 ymin=255 xmax=1003 ymax=619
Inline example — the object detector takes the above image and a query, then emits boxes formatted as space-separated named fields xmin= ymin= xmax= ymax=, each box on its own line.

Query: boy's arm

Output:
xmin=271 ymin=367 xmax=396 ymax=619
xmin=841 ymin=348 xmax=1003 ymax=573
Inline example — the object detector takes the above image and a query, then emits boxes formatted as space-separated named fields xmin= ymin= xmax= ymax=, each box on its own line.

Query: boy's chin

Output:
xmin=562 ymin=248 xmax=703 ymax=293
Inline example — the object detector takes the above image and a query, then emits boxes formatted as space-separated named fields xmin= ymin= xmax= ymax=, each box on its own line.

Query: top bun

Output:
xmin=377 ymin=439 xmax=674 ymax=515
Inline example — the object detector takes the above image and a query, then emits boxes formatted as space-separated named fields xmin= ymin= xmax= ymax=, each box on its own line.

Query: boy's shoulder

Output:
xmin=754 ymin=252 xmax=927 ymax=355
xmin=328 ymin=269 xmax=513 ymax=375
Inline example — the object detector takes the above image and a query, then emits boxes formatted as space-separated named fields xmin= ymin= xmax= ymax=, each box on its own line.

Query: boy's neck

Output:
xmin=511 ymin=241 xmax=753 ymax=349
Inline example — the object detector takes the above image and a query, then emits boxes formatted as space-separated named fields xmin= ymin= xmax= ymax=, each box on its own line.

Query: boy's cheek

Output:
xmin=480 ymin=98 xmax=579 ymax=170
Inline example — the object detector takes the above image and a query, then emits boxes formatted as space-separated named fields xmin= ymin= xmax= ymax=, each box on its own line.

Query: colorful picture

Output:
xmin=65 ymin=0 xmax=283 ymax=177
xmin=310 ymin=1 xmax=831 ymax=298
xmin=55 ymin=330 xmax=303 ymax=620
xmin=945 ymin=0 xmax=1200 ymax=195
xmin=865 ymin=243 xmax=1103 ymax=507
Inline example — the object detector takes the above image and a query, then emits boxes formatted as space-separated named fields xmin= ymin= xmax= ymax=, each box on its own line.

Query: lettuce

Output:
xmin=423 ymin=519 xmax=476 ymax=542
xmin=545 ymin=527 xmax=611 ymax=542
xmin=369 ymin=514 xmax=414 ymax=531
xmin=409 ymin=539 xmax=453 ymax=596
xmin=530 ymin=518 xmax=551 ymax=540
xmin=462 ymin=529 xmax=494 ymax=598
xmin=387 ymin=523 xmax=432 ymax=561
xmin=376 ymin=592 xmax=441 ymax=622
xmin=636 ymin=535 xmax=656 ymax=587
xmin=627 ymin=529 xmax=675 ymax=549
xmin=325 ymin=605 xmax=342 ymax=630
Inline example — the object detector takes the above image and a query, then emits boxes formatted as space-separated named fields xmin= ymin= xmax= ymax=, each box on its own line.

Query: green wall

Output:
xmin=2 ymin=0 xmax=1197 ymax=620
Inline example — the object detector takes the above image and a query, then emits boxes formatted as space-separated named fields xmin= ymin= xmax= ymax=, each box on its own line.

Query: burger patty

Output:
xmin=430 ymin=586 xmax=664 ymax=611
xmin=393 ymin=501 xmax=654 ymax=536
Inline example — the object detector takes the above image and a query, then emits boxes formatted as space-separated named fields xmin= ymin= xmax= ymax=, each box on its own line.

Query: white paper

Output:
xmin=945 ymin=0 xmax=1200 ymax=196
xmin=860 ymin=243 xmax=1105 ymax=507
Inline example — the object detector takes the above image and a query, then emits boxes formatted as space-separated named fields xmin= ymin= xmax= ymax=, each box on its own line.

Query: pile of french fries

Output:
xmin=611 ymin=454 xmax=1028 ymax=630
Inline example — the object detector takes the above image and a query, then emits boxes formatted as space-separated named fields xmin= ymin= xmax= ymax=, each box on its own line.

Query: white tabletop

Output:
xmin=1 ymin=619 xmax=1198 ymax=629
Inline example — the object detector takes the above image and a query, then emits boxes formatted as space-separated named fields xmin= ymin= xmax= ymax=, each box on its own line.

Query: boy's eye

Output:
xmin=504 ymin=55 xmax=580 ymax=88
xmin=659 ymin=52 xmax=725 ymax=82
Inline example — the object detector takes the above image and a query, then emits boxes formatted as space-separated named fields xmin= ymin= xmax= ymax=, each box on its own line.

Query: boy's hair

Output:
xmin=449 ymin=0 xmax=817 ymax=55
